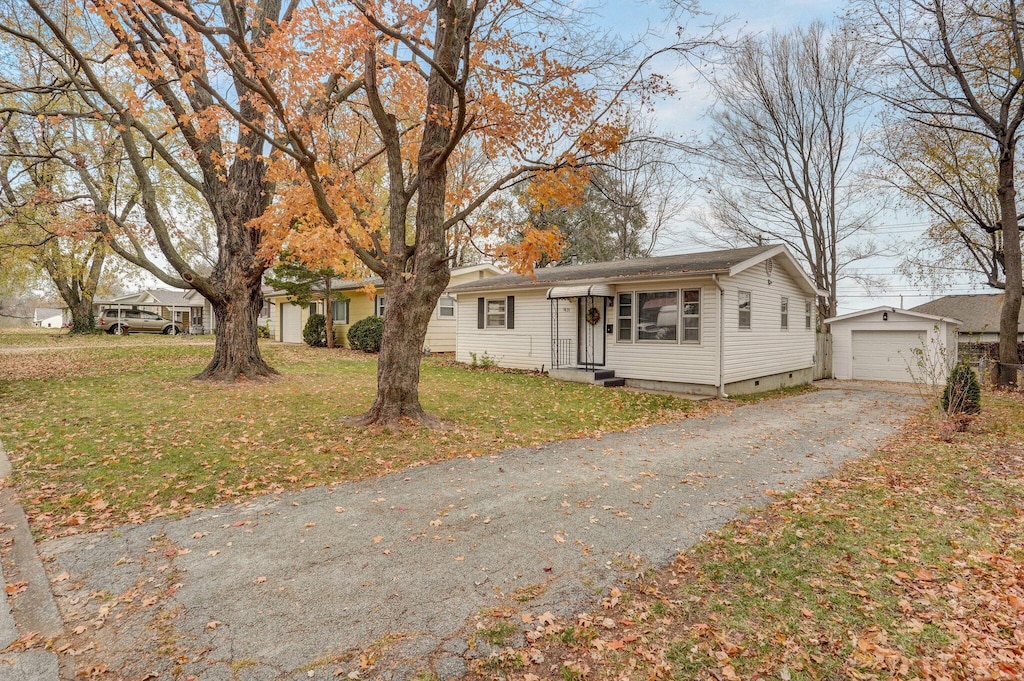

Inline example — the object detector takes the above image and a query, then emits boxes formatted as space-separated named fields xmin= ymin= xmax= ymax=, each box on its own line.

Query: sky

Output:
xmin=591 ymin=0 xmax=987 ymax=315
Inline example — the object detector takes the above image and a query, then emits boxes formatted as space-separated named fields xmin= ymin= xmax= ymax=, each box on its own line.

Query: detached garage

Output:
xmin=826 ymin=307 xmax=961 ymax=384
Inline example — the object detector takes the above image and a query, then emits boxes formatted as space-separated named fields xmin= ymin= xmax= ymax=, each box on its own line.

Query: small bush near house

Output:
xmin=469 ymin=351 xmax=497 ymax=368
xmin=303 ymin=313 xmax=328 ymax=347
xmin=347 ymin=316 xmax=383 ymax=352
xmin=941 ymin=363 xmax=981 ymax=415
xmin=257 ymin=324 xmax=271 ymax=339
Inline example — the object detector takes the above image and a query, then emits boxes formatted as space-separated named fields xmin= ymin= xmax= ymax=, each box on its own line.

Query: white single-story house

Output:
xmin=33 ymin=307 xmax=64 ymax=328
xmin=447 ymin=245 xmax=825 ymax=396
xmin=825 ymin=307 xmax=961 ymax=384
xmin=268 ymin=264 xmax=501 ymax=350
xmin=911 ymin=293 xmax=1024 ymax=344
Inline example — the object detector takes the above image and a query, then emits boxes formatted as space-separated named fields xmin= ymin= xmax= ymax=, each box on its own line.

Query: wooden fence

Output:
xmin=814 ymin=332 xmax=832 ymax=380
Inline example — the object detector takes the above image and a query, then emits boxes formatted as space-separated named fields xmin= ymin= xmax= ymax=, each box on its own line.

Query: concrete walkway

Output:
xmin=33 ymin=388 xmax=916 ymax=680
xmin=0 ymin=442 xmax=62 ymax=681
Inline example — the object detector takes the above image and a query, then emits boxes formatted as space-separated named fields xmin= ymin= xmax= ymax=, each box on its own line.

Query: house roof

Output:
xmin=910 ymin=294 xmax=1024 ymax=334
xmin=824 ymin=305 xmax=961 ymax=326
xmin=265 ymin=264 xmax=504 ymax=298
xmin=447 ymin=245 xmax=822 ymax=295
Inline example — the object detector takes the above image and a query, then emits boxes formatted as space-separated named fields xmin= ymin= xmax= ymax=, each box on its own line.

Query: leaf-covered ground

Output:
xmin=0 ymin=337 xmax=709 ymax=539
xmin=466 ymin=394 xmax=1024 ymax=681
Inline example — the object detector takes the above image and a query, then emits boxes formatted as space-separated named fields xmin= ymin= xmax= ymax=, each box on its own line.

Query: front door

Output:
xmin=577 ymin=297 xmax=606 ymax=368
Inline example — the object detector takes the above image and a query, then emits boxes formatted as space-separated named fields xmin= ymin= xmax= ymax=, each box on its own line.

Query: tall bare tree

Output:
xmin=697 ymin=21 xmax=880 ymax=321
xmin=876 ymin=118 xmax=1013 ymax=288
xmin=856 ymin=0 xmax=1024 ymax=386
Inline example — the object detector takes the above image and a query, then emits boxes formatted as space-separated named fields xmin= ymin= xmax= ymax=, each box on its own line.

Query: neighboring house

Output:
xmin=267 ymin=264 xmax=502 ymax=349
xmin=825 ymin=307 xmax=960 ymax=384
xmin=33 ymin=307 xmax=64 ymax=328
xmin=447 ymin=245 xmax=824 ymax=396
xmin=91 ymin=286 xmax=276 ymax=335
xmin=911 ymin=293 xmax=1024 ymax=344
xmin=96 ymin=289 xmax=216 ymax=334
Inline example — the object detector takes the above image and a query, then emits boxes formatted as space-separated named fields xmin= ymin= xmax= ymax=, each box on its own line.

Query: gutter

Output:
xmin=712 ymin=274 xmax=728 ymax=398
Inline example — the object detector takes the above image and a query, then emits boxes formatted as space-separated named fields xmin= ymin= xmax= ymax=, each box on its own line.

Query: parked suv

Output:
xmin=97 ymin=309 xmax=182 ymax=335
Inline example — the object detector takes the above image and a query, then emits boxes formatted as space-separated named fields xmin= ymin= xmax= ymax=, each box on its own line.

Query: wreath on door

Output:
xmin=585 ymin=306 xmax=601 ymax=325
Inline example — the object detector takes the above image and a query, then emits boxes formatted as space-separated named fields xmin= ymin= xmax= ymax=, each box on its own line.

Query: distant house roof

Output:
xmin=94 ymin=288 xmax=210 ymax=308
xmin=911 ymin=294 xmax=1024 ymax=335
xmin=447 ymin=245 xmax=822 ymax=296
xmin=33 ymin=307 xmax=63 ymax=320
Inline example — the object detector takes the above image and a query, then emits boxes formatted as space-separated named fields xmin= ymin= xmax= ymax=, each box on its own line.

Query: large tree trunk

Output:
xmin=67 ymin=297 xmax=94 ymax=333
xmin=997 ymin=148 xmax=1023 ymax=387
xmin=354 ymin=269 xmax=449 ymax=424
xmin=195 ymin=262 xmax=277 ymax=380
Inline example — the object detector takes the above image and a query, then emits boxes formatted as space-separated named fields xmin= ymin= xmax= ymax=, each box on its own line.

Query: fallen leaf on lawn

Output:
xmin=553 ymin=534 xmax=565 ymax=544
xmin=913 ymin=567 xmax=934 ymax=581
xmin=372 ymin=536 xmax=383 ymax=544
xmin=801 ymin=608 xmax=813 ymax=618
xmin=254 ymin=576 xmax=267 ymax=584
xmin=206 ymin=620 xmax=221 ymax=630
xmin=455 ymin=556 xmax=464 ymax=561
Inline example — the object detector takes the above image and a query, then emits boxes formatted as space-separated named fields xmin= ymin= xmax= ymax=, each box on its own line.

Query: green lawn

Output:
xmin=0 ymin=336 xmax=706 ymax=538
xmin=470 ymin=394 xmax=1024 ymax=680
xmin=0 ymin=327 xmax=216 ymax=348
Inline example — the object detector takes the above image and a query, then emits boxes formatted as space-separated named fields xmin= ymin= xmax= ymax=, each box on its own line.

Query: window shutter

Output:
xmin=477 ymin=297 xmax=485 ymax=329
xmin=507 ymin=295 xmax=515 ymax=329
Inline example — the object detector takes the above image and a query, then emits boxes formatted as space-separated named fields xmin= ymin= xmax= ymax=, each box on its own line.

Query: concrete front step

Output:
xmin=549 ymin=367 xmax=624 ymax=388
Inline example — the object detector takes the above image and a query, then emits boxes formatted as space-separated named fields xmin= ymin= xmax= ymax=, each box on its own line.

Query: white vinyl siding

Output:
xmin=722 ymin=260 xmax=815 ymax=383
xmin=456 ymin=288 xmax=565 ymax=370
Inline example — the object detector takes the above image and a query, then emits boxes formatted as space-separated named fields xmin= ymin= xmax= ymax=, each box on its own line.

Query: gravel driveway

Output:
xmin=40 ymin=387 xmax=917 ymax=680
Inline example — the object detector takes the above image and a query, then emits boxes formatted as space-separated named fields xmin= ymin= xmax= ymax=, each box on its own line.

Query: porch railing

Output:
xmin=551 ymin=337 xmax=573 ymax=369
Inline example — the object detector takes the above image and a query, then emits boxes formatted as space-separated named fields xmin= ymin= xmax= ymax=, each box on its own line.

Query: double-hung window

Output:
xmin=375 ymin=295 xmax=386 ymax=317
xmin=781 ymin=296 xmax=789 ymax=330
xmin=738 ymin=291 xmax=751 ymax=329
xmin=805 ymin=300 xmax=813 ymax=330
xmin=681 ymin=290 xmax=700 ymax=342
xmin=616 ymin=293 xmax=633 ymax=342
xmin=438 ymin=296 xmax=455 ymax=318
xmin=486 ymin=298 xmax=506 ymax=328
xmin=331 ymin=299 xmax=349 ymax=324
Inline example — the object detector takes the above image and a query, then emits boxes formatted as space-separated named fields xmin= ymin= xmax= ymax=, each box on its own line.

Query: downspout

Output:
xmin=712 ymin=274 xmax=728 ymax=398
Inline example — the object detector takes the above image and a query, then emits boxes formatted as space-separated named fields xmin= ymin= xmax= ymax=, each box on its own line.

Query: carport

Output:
xmin=825 ymin=307 xmax=961 ymax=383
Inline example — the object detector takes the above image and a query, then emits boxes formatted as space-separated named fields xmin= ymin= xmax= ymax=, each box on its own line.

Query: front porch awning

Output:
xmin=546 ymin=284 xmax=615 ymax=299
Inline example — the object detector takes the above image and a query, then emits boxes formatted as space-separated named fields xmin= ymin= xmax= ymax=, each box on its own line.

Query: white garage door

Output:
xmin=851 ymin=330 xmax=924 ymax=382
xmin=281 ymin=303 xmax=303 ymax=344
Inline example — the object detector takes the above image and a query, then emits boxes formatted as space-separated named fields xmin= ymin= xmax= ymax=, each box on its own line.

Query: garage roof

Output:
xmin=825 ymin=306 xmax=961 ymax=326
